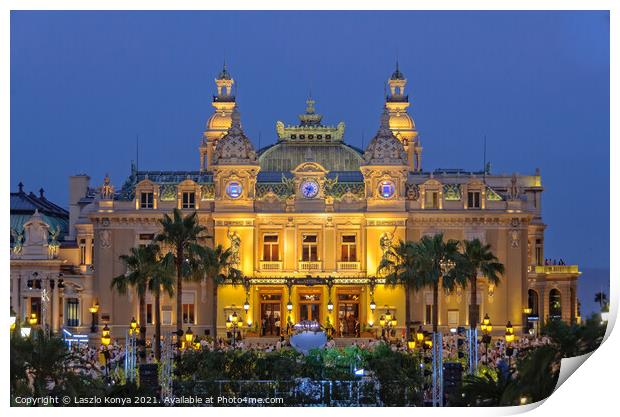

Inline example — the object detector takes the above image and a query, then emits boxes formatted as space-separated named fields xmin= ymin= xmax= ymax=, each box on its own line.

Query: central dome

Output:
xmin=258 ymin=143 xmax=363 ymax=172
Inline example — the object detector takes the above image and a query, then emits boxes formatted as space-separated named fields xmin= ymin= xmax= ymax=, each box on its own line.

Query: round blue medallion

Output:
xmin=226 ymin=181 xmax=243 ymax=199
xmin=379 ymin=180 xmax=395 ymax=198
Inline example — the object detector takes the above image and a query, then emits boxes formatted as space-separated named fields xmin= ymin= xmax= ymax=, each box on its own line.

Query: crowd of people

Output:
xmin=66 ymin=328 xmax=551 ymax=380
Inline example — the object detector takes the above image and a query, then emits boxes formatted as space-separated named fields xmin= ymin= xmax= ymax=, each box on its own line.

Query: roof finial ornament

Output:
xmin=18 ymin=182 xmax=24 ymax=194
xmin=39 ymin=188 xmax=45 ymax=199
xmin=217 ymin=59 xmax=232 ymax=80
xmin=231 ymin=106 xmax=242 ymax=130
xmin=380 ymin=106 xmax=390 ymax=130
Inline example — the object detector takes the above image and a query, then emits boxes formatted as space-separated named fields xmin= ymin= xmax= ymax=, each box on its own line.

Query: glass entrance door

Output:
xmin=337 ymin=292 xmax=360 ymax=337
xmin=260 ymin=293 xmax=282 ymax=336
xmin=299 ymin=303 xmax=320 ymax=322
xmin=298 ymin=292 xmax=321 ymax=323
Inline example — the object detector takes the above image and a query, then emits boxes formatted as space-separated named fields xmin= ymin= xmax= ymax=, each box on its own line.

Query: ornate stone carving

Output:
xmin=100 ymin=174 xmax=114 ymax=200
xmin=227 ymin=229 xmax=241 ymax=266
xmin=11 ymin=228 xmax=24 ymax=257
xmin=48 ymin=225 xmax=61 ymax=259
xmin=160 ymin=184 xmax=177 ymax=201
xmin=509 ymin=173 xmax=520 ymax=200
xmin=406 ymin=183 xmax=420 ymax=200
xmin=379 ymin=230 xmax=395 ymax=259
xmin=100 ymin=229 xmax=111 ymax=248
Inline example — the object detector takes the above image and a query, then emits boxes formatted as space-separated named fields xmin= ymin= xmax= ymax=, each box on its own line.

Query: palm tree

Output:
xmin=148 ymin=250 xmax=175 ymax=361
xmin=155 ymin=208 xmax=207 ymax=336
xmin=594 ymin=291 xmax=608 ymax=310
xmin=378 ymin=241 xmax=419 ymax=339
xmin=195 ymin=244 xmax=243 ymax=339
xmin=413 ymin=234 xmax=464 ymax=333
xmin=458 ymin=239 xmax=505 ymax=329
xmin=111 ymin=245 xmax=159 ymax=360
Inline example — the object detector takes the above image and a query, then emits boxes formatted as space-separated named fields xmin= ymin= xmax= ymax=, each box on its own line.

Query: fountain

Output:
xmin=289 ymin=320 xmax=327 ymax=354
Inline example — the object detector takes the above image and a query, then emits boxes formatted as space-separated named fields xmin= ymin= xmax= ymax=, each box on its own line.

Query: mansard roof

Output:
xmin=10 ymin=184 xmax=69 ymax=238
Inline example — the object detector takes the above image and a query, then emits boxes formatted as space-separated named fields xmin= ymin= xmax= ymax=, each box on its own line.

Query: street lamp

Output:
xmin=287 ymin=301 xmax=293 ymax=312
xmin=327 ymin=300 xmax=334 ymax=312
xmin=28 ymin=313 xmax=38 ymax=327
xmin=505 ymin=321 xmax=514 ymax=343
xmin=243 ymin=299 xmax=250 ymax=313
xmin=89 ymin=303 xmax=99 ymax=333
xmin=370 ymin=299 xmax=376 ymax=312
xmin=184 ymin=327 xmax=194 ymax=345
xmin=101 ymin=324 xmax=111 ymax=346
xmin=227 ymin=312 xmax=240 ymax=347
xmin=130 ymin=317 xmax=138 ymax=334
xmin=380 ymin=307 xmax=397 ymax=341
xmin=505 ymin=321 xmax=515 ymax=368
xmin=481 ymin=314 xmax=492 ymax=365
xmin=10 ymin=314 xmax=16 ymax=332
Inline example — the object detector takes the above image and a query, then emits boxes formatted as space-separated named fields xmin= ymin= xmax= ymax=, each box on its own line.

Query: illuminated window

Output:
xmin=66 ymin=298 xmax=79 ymax=327
xmin=181 ymin=292 xmax=195 ymax=324
xmin=341 ymin=235 xmax=357 ymax=262
xmin=302 ymin=234 xmax=318 ymax=262
xmin=467 ymin=191 xmax=481 ymax=209
xmin=79 ymin=239 xmax=86 ymax=265
xmin=140 ymin=191 xmax=154 ymax=208
xmin=262 ymin=234 xmax=280 ymax=261
xmin=425 ymin=190 xmax=439 ymax=209
xmin=182 ymin=191 xmax=196 ymax=209
xmin=535 ymin=239 xmax=543 ymax=265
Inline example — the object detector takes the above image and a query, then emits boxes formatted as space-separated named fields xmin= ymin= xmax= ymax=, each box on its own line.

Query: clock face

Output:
xmin=300 ymin=180 xmax=320 ymax=198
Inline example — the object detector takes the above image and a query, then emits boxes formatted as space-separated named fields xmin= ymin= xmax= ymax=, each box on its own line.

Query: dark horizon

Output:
xmin=10 ymin=11 xmax=609 ymax=301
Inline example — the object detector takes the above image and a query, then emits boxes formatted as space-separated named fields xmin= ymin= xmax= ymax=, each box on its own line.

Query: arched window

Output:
xmin=549 ymin=289 xmax=562 ymax=318
xmin=528 ymin=289 xmax=539 ymax=316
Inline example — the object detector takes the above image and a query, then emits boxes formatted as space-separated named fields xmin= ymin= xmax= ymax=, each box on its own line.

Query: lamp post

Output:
xmin=380 ymin=306 xmax=397 ymax=342
xmin=481 ymin=314 xmax=492 ymax=366
xmin=184 ymin=326 xmax=194 ymax=347
xmin=226 ymin=312 xmax=240 ymax=347
xmin=125 ymin=318 xmax=138 ymax=383
xmin=89 ymin=303 xmax=99 ymax=333
xmin=101 ymin=324 xmax=111 ymax=382
xmin=505 ymin=321 xmax=515 ymax=369
xmin=28 ymin=312 xmax=38 ymax=327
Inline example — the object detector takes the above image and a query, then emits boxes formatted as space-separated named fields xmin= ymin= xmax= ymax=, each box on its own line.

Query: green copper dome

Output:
xmin=258 ymin=143 xmax=364 ymax=172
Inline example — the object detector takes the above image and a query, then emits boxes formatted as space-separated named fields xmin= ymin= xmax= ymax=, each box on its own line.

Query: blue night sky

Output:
xmin=10 ymin=11 xmax=609 ymax=313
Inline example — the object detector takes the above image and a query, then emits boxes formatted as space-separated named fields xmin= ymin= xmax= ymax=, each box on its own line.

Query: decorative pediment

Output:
xmin=291 ymin=161 xmax=329 ymax=176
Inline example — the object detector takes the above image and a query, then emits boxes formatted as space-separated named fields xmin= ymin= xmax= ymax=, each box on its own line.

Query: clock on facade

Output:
xmin=226 ymin=181 xmax=243 ymax=199
xmin=300 ymin=180 xmax=320 ymax=198
xmin=378 ymin=180 xmax=395 ymax=199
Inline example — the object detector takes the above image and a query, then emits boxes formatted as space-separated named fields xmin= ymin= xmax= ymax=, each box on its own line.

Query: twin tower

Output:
xmin=199 ymin=63 xmax=422 ymax=173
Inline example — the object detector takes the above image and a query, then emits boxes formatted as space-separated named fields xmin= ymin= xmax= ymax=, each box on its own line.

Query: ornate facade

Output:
xmin=10 ymin=64 xmax=580 ymax=341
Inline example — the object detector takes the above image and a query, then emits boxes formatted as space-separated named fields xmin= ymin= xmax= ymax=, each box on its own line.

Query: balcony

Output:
xmin=298 ymin=261 xmax=322 ymax=272
xmin=337 ymin=261 xmax=361 ymax=272
xmin=259 ymin=261 xmax=283 ymax=271
xmin=533 ymin=265 xmax=579 ymax=274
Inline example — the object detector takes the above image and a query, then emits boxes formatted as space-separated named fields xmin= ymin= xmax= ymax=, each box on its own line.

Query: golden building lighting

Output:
xmin=9 ymin=63 xmax=580 ymax=342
